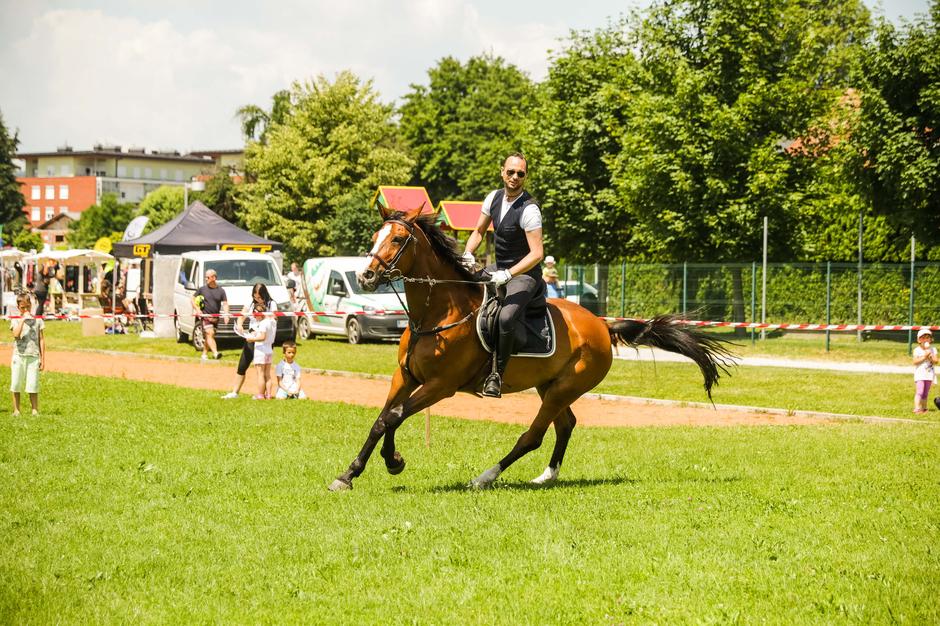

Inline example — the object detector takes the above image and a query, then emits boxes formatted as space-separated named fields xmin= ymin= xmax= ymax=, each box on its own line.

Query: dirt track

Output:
xmin=6 ymin=345 xmax=830 ymax=427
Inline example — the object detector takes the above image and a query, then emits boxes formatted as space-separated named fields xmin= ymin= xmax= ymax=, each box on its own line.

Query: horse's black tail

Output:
xmin=608 ymin=314 xmax=737 ymax=400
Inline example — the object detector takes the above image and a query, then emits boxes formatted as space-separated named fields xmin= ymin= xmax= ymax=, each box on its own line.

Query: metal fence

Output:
xmin=556 ymin=261 xmax=940 ymax=341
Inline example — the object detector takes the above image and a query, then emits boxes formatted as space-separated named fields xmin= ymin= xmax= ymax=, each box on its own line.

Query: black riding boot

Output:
xmin=482 ymin=327 xmax=514 ymax=398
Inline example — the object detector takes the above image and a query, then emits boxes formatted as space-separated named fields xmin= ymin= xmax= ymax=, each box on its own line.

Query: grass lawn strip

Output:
xmin=1 ymin=371 xmax=937 ymax=623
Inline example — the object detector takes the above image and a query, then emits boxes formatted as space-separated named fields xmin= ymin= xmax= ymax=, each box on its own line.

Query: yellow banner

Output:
xmin=220 ymin=244 xmax=273 ymax=253
xmin=133 ymin=244 xmax=151 ymax=257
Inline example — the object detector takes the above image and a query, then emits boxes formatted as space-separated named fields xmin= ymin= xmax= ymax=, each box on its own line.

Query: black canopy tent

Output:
xmin=112 ymin=201 xmax=282 ymax=258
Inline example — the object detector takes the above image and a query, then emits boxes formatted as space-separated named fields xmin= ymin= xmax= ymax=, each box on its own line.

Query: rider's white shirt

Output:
xmin=481 ymin=190 xmax=542 ymax=231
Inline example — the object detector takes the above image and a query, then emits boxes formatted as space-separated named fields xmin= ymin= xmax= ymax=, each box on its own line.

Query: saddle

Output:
xmin=475 ymin=281 xmax=556 ymax=358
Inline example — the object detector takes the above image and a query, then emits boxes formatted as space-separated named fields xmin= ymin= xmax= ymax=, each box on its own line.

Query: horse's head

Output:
xmin=356 ymin=205 xmax=424 ymax=292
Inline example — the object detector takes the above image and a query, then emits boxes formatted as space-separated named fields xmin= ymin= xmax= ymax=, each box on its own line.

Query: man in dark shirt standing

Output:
xmin=192 ymin=269 xmax=229 ymax=361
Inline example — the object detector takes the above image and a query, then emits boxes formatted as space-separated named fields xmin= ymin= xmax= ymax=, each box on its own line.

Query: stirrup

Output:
xmin=482 ymin=373 xmax=502 ymax=398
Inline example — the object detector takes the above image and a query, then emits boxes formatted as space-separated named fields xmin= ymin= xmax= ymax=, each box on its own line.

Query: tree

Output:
xmin=399 ymin=54 xmax=536 ymax=202
xmin=236 ymin=89 xmax=292 ymax=144
xmin=6 ymin=214 xmax=41 ymax=251
xmin=68 ymin=194 xmax=135 ymax=248
xmin=852 ymin=4 xmax=940 ymax=251
xmin=136 ymin=186 xmax=185 ymax=233
xmin=327 ymin=191 xmax=382 ymax=256
xmin=200 ymin=169 xmax=241 ymax=225
xmin=238 ymin=72 xmax=414 ymax=262
xmin=527 ymin=26 xmax=643 ymax=261
xmin=0 ymin=109 xmax=25 ymax=226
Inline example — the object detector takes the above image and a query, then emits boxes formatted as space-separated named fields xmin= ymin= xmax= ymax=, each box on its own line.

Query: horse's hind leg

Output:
xmin=531 ymin=406 xmax=577 ymax=485
xmin=470 ymin=385 xmax=579 ymax=488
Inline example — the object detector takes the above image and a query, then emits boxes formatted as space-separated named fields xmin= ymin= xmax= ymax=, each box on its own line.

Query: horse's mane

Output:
xmin=391 ymin=212 xmax=478 ymax=282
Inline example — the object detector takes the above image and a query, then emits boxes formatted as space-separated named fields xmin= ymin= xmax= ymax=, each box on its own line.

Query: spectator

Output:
xmin=33 ymin=259 xmax=54 ymax=317
xmin=543 ymin=255 xmax=564 ymax=299
xmin=913 ymin=328 xmax=938 ymax=414
xmin=221 ymin=283 xmax=275 ymax=399
xmin=192 ymin=269 xmax=229 ymax=361
xmin=234 ymin=301 xmax=277 ymax=399
xmin=10 ymin=293 xmax=44 ymax=416
xmin=275 ymin=340 xmax=306 ymax=399
xmin=286 ymin=262 xmax=303 ymax=288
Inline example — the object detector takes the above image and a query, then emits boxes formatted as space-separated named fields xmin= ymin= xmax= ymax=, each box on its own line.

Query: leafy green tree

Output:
xmin=136 ymin=186 xmax=185 ymax=233
xmin=68 ymin=194 xmax=134 ymax=248
xmin=527 ymin=26 xmax=642 ymax=261
xmin=238 ymin=71 xmax=414 ymax=261
xmin=399 ymin=54 xmax=536 ymax=202
xmin=200 ymin=169 xmax=241 ymax=225
xmin=6 ymin=214 xmax=40 ymax=251
xmin=327 ymin=191 xmax=382 ymax=256
xmin=236 ymin=89 xmax=292 ymax=144
xmin=852 ymin=4 xmax=940 ymax=251
xmin=0 ymin=110 xmax=25 ymax=226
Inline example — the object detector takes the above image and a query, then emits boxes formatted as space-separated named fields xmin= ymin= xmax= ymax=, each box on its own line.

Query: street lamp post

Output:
xmin=183 ymin=178 xmax=206 ymax=211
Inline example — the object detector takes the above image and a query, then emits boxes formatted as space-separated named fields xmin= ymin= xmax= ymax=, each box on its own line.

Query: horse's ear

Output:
xmin=377 ymin=203 xmax=394 ymax=221
xmin=403 ymin=203 xmax=426 ymax=223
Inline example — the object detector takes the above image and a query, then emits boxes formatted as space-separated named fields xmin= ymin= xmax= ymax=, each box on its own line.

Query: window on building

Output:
xmin=45 ymin=207 xmax=54 ymax=221
xmin=144 ymin=167 xmax=152 ymax=178
xmin=55 ymin=235 xmax=65 ymax=243
xmin=118 ymin=166 xmax=127 ymax=177
xmin=30 ymin=207 xmax=40 ymax=221
xmin=59 ymin=206 xmax=68 ymax=214
xmin=59 ymin=184 xmax=69 ymax=200
xmin=45 ymin=185 xmax=55 ymax=200
xmin=31 ymin=186 xmax=40 ymax=200
xmin=133 ymin=167 xmax=141 ymax=178
xmin=160 ymin=168 xmax=168 ymax=180
xmin=61 ymin=164 xmax=71 ymax=176
xmin=175 ymin=169 xmax=183 ymax=181
xmin=46 ymin=165 xmax=56 ymax=176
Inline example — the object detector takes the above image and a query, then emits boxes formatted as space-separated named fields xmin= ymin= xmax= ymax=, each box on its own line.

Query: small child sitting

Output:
xmin=275 ymin=340 xmax=306 ymax=399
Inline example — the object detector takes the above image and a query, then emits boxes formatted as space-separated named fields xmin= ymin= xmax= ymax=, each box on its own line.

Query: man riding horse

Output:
xmin=462 ymin=152 xmax=545 ymax=398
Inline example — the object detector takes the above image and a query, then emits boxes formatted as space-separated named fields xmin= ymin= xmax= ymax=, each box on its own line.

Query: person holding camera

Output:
xmin=913 ymin=328 xmax=938 ymax=414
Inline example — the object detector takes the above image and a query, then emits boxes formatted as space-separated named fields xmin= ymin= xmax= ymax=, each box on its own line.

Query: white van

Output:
xmin=173 ymin=250 xmax=294 ymax=350
xmin=297 ymin=257 xmax=408 ymax=344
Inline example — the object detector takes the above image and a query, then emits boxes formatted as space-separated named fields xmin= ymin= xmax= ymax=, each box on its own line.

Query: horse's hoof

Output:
xmin=468 ymin=465 xmax=502 ymax=489
xmin=328 ymin=478 xmax=352 ymax=492
xmin=386 ymin=453 xmax=406 ymax=475
xmin=530 ymin=466 xmax=559 ymax=485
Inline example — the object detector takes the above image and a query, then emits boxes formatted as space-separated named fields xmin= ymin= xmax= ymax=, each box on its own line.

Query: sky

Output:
xmin=0 ymin=0 xmax=932 ymax=154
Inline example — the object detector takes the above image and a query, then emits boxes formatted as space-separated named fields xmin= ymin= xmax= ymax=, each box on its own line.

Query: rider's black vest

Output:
xmin=490 ymin=190 xmax=542 ymax=280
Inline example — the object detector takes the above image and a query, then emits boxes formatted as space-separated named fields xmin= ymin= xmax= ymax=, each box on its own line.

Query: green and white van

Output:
xmin=297 ymin=257 xmax=408 ymax=344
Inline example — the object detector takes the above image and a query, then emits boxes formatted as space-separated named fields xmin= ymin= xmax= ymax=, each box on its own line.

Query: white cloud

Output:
xmin=0 ymin=0 xmax=927 ymax=153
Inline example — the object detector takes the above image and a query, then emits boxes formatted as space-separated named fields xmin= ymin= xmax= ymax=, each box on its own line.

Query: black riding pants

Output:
xmin=495 ymin=273 xmax=539 ymax=373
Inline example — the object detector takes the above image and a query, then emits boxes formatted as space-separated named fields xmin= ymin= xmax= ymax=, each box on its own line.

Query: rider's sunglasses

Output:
xmin=505 ymin=169 xmax=526 ymax=179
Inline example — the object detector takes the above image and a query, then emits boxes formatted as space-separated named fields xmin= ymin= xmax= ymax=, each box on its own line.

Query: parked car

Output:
xmin=173 ymin=251 xmax=294 ymax=350
xmin=298 ymin=257 xmax=408 ymax=344
xmin=559 ymin=280 xmax=600 ymax=314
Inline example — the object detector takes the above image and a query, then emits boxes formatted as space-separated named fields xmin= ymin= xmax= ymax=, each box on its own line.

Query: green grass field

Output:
xmin=1 ymin=371 xmax=937 ymax=623
xmin=22 ymin=322 xmax=939 ymax=421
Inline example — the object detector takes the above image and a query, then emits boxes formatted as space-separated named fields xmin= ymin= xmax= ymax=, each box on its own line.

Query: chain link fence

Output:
xmin=555 ymin=261 xmax=940 ymax=347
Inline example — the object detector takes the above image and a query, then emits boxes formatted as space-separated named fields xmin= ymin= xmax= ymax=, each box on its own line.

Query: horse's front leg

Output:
xmin=329 ymin=369 xmax=417 ymax=492
xmin=378 ymin=379 xmax=459 ymax=476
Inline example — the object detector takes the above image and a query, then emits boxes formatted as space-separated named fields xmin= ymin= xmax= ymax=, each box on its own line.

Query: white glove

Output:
xmin=461 ymin=252 xmax=476 ymax=269
xmin=490 ymin=269 xmax=512 ymax=286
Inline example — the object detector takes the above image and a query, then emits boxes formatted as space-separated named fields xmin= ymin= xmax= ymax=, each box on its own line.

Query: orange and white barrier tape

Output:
xmin=3 ymin=310 xmax=936 ymax=333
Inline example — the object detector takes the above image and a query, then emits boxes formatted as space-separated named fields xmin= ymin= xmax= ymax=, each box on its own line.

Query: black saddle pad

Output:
xmin=476 ymin=285 xmax=555 ymax=357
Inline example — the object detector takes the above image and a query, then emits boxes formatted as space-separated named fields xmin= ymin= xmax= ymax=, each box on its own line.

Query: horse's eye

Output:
xmin=392 ymin=236 xmax=406 ymax=245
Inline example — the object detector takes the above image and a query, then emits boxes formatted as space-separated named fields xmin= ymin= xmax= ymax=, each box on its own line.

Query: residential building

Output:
xmin=15 ymin=144 xmax=244 ymax=233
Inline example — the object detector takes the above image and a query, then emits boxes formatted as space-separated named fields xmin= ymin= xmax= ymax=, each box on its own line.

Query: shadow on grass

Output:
xmin=425 ymin=473 xmax=742 ymax=493
xmin=428 ymin=476 xmax=641 ymax=493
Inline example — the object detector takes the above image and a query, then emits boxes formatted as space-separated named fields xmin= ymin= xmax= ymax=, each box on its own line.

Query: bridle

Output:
xmin=364 ymin=217 xmax=485 ymax=376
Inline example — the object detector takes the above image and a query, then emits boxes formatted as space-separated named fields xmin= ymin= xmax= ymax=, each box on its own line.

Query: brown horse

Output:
xmin=328 ymin=207 xmax=734 ymax=491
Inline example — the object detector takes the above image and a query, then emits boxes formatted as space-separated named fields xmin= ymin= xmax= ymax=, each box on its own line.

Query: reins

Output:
xmin=367 ymin=218 xmax=486 ymax=376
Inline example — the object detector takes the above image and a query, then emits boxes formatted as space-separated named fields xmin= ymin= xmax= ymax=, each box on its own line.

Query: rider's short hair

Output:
xmin=502 ymin=152 xmax=528 ymax=169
